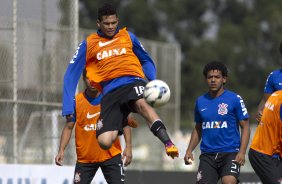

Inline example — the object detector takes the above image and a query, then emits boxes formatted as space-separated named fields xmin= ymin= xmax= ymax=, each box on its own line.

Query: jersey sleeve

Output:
xmin=234 ymin=94 xmax=249 ymax=121
xmin=62 ymin=41 xmax=87 ymax=116
xmin=264 ymin=72 xmax=275 ymax=94
xmin=194 ymin=99 xmax=202 ymax=124
xmin=72 ymin=99 xmax=77 ymax=122
xmin=129 ymin=32 xmax=156 ymax=81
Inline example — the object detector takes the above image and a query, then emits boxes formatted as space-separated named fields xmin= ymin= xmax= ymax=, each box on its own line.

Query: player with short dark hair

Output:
xmin=256 ymin=42 xmax=282 ymax=122
xmin=249 ymin=90 xmax=282 ymax=184
xmin=184 ymin=61 xmax=250 ymax=184
xmin=62 ymin=3 xmax=178 ymax=159
xmin=97 ymin=3 xmax=117 ymax=21
xmin=202 ymin=61 xmax=228 ymax=78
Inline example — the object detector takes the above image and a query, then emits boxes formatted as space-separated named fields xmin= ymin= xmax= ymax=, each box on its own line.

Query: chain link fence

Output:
xmin=0 ymin=0 xmax=181 ymax=170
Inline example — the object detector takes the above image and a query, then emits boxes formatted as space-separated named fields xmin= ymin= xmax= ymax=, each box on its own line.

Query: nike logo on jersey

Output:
xmin=98 ymin=38 xmax=119 ymax=47
xmin=86 ymin=112 xmax=100 ymax=119
xmin=200 ymin=108 xmax=207 ymax=112
xmin=271 ymin=93 xmax=279 ymax=96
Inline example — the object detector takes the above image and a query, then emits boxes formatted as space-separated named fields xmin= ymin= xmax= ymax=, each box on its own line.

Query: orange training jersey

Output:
xmin=250 ymin=90 xmax=282 ymax=156
xmin=85 ymin=28 xmax=145 ymax=88
xmin=75 ymin=93 xmax=122 ymax=163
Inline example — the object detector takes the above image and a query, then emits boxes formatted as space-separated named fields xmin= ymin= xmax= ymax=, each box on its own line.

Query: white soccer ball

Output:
xmin=143 ymin=80 xmax=171 ymax=107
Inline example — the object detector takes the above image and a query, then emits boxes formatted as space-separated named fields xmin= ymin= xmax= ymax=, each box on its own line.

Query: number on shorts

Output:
xmin=133 ymin=86 xmax=145 ymax=96
xmin=231 ymin=160 xmax=240 ymax=173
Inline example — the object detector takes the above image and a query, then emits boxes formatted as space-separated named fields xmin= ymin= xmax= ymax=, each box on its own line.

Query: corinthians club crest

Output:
xmin=96 ymin=119 xmax=103 ymax=130
xmin=218 ymin=103 xmax=228 ymax=115
xmin=74 ymin=172 xmax=81 ymax=183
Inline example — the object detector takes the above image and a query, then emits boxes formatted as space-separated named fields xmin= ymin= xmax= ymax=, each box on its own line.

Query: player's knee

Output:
xmin=97 ymin=138 xmax=112 ymax=150
xmin=97 ymin=135 xmax=112 ymax=150
xmin=135 ymin=99 xmax=153 ymax=114
xmin=97 ymin=131 xmax=119 ymax=150
xmin=221 ymin=175 xmax=237 ymax=184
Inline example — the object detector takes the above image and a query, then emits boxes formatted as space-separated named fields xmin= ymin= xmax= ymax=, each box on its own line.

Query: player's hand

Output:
xmin=122 ymin=146 xmax=132 ymax=167
xmin=235 ymin=151 xmax=245 ymax=166
xmin=255 ymin=111 xmax=262 ymax=124
xmin=127 ymin=115 xmax=139 ymax=128
xmin=184 ymin=150 xmax=194 ymax=165
xmin=55 ymin=151 xmax=64 ymax=166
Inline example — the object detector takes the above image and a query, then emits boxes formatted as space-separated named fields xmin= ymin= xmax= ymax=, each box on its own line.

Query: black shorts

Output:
xmin=96 ymin=80 xmax=146 ymax=137
xmin=248 ymin=148 xmax=282 ymax=184
xmin=73 ymin=154 xmax=125 ymax=184
xmin=196 ymin=152 xmax=240 ymax=184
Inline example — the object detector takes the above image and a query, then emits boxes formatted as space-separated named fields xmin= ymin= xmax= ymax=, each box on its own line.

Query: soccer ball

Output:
xmin=143 ymin=80 xmax=171 ymax=107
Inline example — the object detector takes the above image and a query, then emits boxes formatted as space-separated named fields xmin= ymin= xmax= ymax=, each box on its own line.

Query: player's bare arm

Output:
xmin=122 ymin=126 xmax=132 ymax=167
xmin=236 ymin=119 xmax=250 ymax=166
xmin=55 ymin=120 xmax=74 ymax=166
xmin=256 ymin=94 xmax=271 ymax=123
xmin=184 ymin=123 xmax=202 ymax=165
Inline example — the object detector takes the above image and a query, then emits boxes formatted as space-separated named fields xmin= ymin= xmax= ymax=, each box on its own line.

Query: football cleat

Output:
xmin=165 ymin=142 xmax=179 ymax=159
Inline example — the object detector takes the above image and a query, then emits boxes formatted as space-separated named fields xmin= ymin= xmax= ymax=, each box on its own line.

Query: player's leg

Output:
xmin=133 ymin=98 xmax=178 ymax=158
xmin=73 ymin=162 xmax=99 ymax=184
xmin=124 ymin=80 xmax=178 ymax=158
xmin=219 ymin=153 xmax=240 ymax=184
xmin=96 ymin=91 xmax=125 ymax=150
xmin=97 ymin=130 xmax=119 ymax=150
xmin=221 ymin=175 xmax=237 ymax=184
xmin=248 ymin=148 xmax=282 ymax=184
xmin=101 ymin=154 xmax=125 ymax=184
xmin=133 ymin=98 xmax=160 ymax=123
xmin=196 ymin=153 xmax=219 ymax=184
xmin=96 ymin=115 xmax=138 ymax=150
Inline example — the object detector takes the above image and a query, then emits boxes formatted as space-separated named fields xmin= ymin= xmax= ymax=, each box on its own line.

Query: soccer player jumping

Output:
xmin=62 ymin=3 xmax=178 ymax=159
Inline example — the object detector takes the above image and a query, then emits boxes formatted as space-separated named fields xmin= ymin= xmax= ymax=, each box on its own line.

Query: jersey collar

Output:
xmin=97 ymin=27 xmax=120 ymax=38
